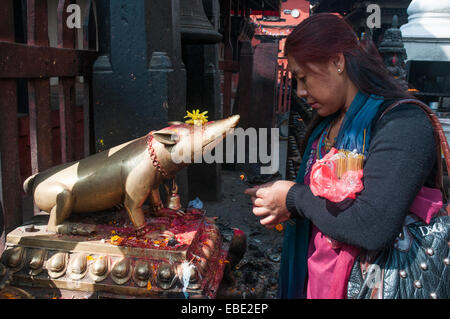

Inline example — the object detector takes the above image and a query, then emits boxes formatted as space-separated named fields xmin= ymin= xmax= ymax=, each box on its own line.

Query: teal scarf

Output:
xmin=278 ymin=91 xmax=384 ymax=299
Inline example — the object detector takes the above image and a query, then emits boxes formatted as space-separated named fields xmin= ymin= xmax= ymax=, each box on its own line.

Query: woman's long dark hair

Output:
xmin=285 ymin=13 xmax=413 ymax=155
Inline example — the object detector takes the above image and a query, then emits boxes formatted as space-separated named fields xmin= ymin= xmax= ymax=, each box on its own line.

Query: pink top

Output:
xmin=307 ymin=225 xmax=341 ymax=298
xmin=303 ymin=140 xmax=443 ymax=299
xmin=304 ymin=139 xmax=343 ymax=299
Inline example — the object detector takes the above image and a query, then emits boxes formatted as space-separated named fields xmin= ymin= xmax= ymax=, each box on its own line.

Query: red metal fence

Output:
xmin=0 ymin=0 xmax=97 ymax=232
xmin=275 ymin=58 xmax=292 ymax=115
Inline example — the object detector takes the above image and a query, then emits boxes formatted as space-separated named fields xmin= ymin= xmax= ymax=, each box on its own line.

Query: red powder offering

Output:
xmin=99 ymin=208 xmax=207 ymax=250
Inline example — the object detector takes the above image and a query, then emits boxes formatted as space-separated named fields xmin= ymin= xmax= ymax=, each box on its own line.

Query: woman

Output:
xmin=244 ymin=13 xmax=439 ymax=299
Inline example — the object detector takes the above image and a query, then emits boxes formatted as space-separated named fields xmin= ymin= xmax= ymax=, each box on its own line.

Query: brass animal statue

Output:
xmin=23 ymin=115 xmax=240 ymax=233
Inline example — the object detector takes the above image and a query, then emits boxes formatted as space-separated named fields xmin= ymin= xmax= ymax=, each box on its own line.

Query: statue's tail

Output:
xmin=23 ymin=174 xmax=38 ymax=195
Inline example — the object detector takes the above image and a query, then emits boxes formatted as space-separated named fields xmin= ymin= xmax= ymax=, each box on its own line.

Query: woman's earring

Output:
xmin=337 ymin=68 xmax=342 ymax=73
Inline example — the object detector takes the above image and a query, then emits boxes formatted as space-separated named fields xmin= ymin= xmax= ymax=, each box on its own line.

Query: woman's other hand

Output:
xmin=244 ymin=180 xmax=296 ymax=228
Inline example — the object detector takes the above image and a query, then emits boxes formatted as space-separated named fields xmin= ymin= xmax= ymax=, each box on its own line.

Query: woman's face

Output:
xmin=287 ymin=54 xmax=351 ymax=117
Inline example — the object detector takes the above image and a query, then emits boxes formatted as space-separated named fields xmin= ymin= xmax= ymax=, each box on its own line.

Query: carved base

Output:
xmin=0 ymin=208 xmax=229 ymax=299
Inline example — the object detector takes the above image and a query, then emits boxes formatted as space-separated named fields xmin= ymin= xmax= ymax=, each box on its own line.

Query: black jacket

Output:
xmin=285 ymin=100 xmax=438 ymax=251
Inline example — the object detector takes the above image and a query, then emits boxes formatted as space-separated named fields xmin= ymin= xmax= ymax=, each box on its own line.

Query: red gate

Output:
xmin=275 ymin=58 xmax=292 ymax=115
xmin=0 ymin=0 xmax=97 ymax=233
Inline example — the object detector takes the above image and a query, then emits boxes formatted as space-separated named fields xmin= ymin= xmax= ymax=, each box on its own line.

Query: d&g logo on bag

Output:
xmin=418 ymin=223 xmax=445 ymax=237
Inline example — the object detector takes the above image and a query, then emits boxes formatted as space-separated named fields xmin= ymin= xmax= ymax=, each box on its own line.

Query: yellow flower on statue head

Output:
xmin=184 ymin=109 xmax=208 ymax=126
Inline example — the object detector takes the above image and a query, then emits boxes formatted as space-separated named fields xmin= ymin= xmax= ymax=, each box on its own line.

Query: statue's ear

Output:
xmin=152 ymin=129 xmax=179 ymax=145
xmin=168 ymin=121 xmax=183 ymax=125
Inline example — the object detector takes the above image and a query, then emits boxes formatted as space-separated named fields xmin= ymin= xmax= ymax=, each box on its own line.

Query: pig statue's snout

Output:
xmin=202 ymin=114 xmax=240 ymax=147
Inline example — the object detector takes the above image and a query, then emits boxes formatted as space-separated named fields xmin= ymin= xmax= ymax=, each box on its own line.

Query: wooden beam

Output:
xmin=0 ymin=41 xmax=98 ymax=78
xmin=57 ymin=0 xmax=77 ymax=163
xmin=219 ymin=60 xmax=240 ymax=73
xmin=0 ymin=0 xmax=23 ymax=231
xmin=27 ymin=0 xmax=53 ymax=217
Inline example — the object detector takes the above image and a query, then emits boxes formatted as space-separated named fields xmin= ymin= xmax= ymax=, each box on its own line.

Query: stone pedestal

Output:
xmin=1 ymin=208 xmax=228 ymax=299
xmin=400 ymin=0 xmax=450 ymax=62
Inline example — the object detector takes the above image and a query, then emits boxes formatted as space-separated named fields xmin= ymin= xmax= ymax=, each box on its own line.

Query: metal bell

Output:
xmin=167 ymin=193 xmax=181 ymax=211
xmin=165 ymin=179 xmax=182 ymax=211
xmin=180 ymin=0 xmax=222 ymax=44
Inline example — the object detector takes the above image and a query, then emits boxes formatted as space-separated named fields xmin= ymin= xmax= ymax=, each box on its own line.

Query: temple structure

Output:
xmin=378 ymin=15 xmax=408 ymax=90
xmin=400 ymin=0 xmax=450 ymax=62
xmin=401 ymin=0 xmax=450 ymax=110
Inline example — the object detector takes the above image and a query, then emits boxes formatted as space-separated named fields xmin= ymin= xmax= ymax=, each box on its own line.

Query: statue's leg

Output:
xmin=149 ymin=187 xmax=164 ymax=213
xmin=122 ymin=166 xmax=151 ymax=230
xmin=124 ymin=192 xmax=147 ymax=231
xmin=47 ymin=188 xmax=75 ymax=233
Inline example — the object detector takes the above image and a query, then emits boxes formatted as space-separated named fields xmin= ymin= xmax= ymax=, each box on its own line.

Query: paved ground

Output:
xmin=203 ymin=139 xmax=288 ymax=299
xmin=203 ymin=168 xmax=285 ymax=299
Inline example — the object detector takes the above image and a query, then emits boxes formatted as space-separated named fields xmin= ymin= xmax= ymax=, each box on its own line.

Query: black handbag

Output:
xmin=346 ymin=99 xmax=450 ymax=299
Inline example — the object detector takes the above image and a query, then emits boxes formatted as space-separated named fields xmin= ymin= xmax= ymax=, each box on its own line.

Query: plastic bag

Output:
xmin=188 ymin=197 xmax=203 ymax=209
xmin=309 ymin=147 xmax=364 ymax=203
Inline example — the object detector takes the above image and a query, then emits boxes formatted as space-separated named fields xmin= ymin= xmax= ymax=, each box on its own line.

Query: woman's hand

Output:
xmin=244 ymin=180 xmax=296 ymax=228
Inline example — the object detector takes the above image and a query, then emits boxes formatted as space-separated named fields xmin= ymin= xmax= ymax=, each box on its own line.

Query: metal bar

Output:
xmin=81 ymin=0 xmax=95 ymax=49
xmin=218 ymin=60 xmax=239 ymax=73
xmin=0 ymin=1 xmax=14 ymax=41
xmin=287 ymin=72 xmax=292 ymax=113
xmin=82 ymin=77 xmax=93 ymax=157
xmin=283 ymin=67 xmax=289 ymax=113
xmin=276 ymin=63 xmax=282 ymax=114
xmin=81 ymin=0 xmax=95 ymax=157
xmin=27 ymin=0 xmax=53 ymax=173
xmin=244 ymin=0 xmax=250 ymax=18
xmin=57 ymin=0 xmax=76 ymax=49
xmin=0 ymin=42 xmax=98 ymax=78
xmin=235 ymin=40 xmax=253 ymax=129
xmin=58 ymin=77 xmax=76 ymax=163
xmin=223 ymin=47 xmax=233 ymax=117
xmin=57 ymin=0 xmax=77 ymax=163
xmin=280 ymin=66 xmax=285 ymax=113
xmin=222 ymin=0 xmax=233 ymax=117
xmin=0 ymin=0 xmax=22 ymax=232
xmin=27 ymin=80 xmax=52 ymax=174
xmin=0 ymin=80 xmax=23 ymax=232
xmin=27 ymin=0 xmax=53 ymax=216
xmin=27 ymin=0 xmax=48 ymax=46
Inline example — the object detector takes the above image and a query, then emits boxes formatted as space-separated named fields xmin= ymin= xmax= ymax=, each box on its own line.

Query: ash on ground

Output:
xmin=202 ymin=169 xmax=284 ymax=299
